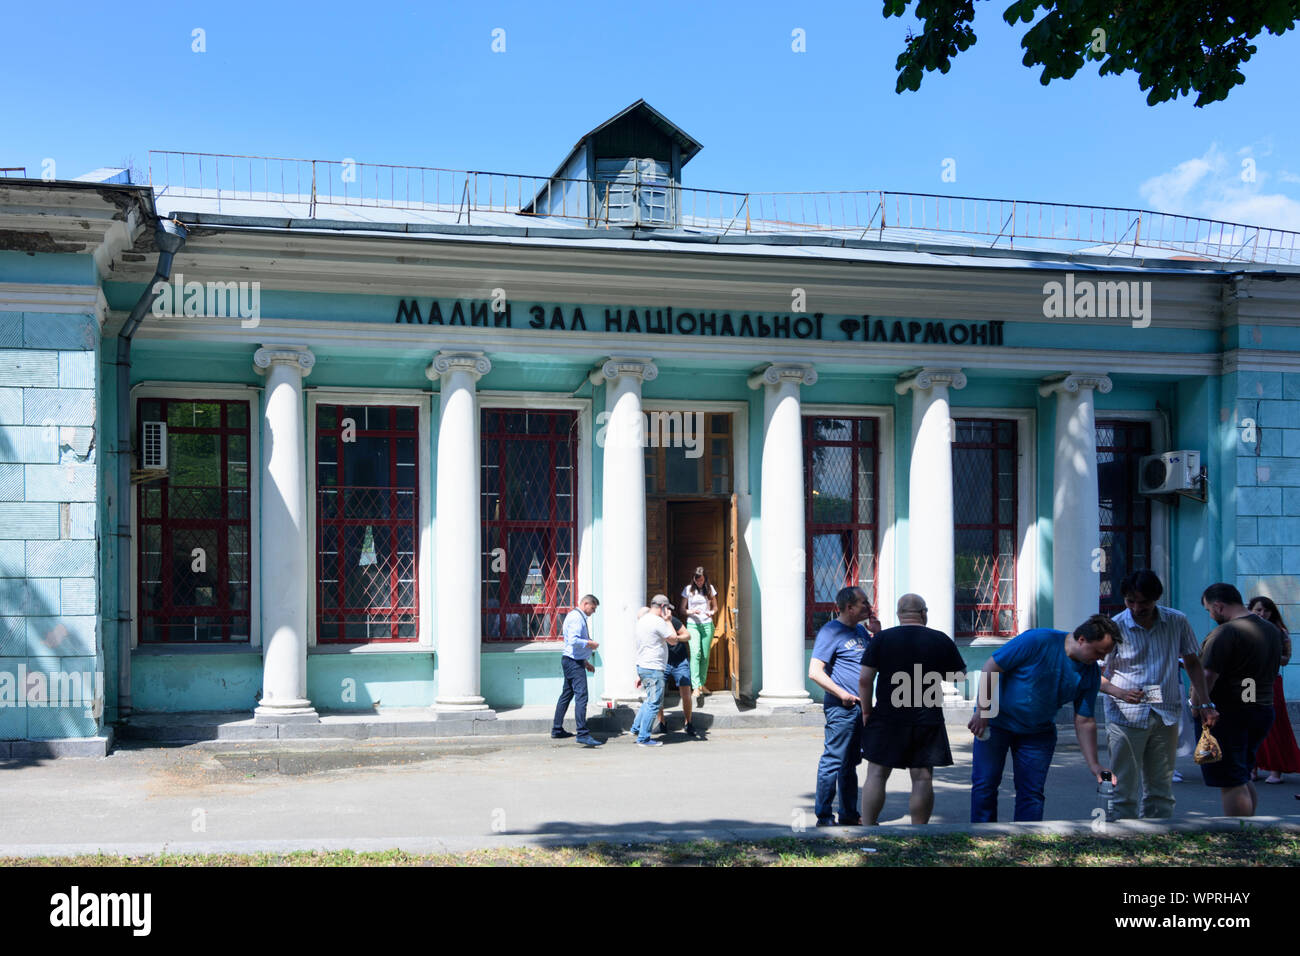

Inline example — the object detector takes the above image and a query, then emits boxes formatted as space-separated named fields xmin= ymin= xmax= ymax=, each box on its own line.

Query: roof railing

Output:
xmin=147 ymin=150 xmax=1300 ymax=265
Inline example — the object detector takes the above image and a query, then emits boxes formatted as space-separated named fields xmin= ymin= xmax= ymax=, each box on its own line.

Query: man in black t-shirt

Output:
xmin=857 ymin=593 xmax=967 ymax=824
xmin=1198 ymin=583 xmax=1283 ymax=816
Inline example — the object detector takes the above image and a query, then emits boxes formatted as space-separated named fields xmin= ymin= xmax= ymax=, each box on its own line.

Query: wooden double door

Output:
xmin=646 ymin=495 xmax=738 ymax=695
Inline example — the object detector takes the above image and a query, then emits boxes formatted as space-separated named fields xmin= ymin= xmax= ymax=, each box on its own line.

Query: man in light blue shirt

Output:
xmin=1100 ymin=570 xmax=1214 ymax=819
xmin=552 ymin=594 xmax=603 ymax=747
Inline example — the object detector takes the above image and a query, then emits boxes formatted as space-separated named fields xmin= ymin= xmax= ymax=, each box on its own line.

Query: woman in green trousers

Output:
xmin=681 ymin=567 xmax=718 ymax=706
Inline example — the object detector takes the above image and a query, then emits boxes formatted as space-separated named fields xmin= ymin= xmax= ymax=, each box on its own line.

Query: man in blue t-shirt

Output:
xmin=808 ymin=586 xmax=881 ymax=826
xmin=967 ymin=614 xmax=1121 ymax=822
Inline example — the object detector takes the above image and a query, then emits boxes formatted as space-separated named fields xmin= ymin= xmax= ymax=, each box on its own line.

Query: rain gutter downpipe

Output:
xmin=116 ymin=218 xmax=187 ymax=722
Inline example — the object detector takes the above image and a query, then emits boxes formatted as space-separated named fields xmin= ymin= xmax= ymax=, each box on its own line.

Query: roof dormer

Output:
xmin=527 ymin=99 xmax=702 ymax=228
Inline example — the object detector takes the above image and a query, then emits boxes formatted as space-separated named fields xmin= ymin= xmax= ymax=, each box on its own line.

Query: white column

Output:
xmin=253 ymin=346 xmax=318 ymax=723
xmin=1039 ymin=372 xmax=1112 ymax=633
xmin=428 ymin=351 xmax=492 ymax=713
xmin=590 ymin=357 xmax=657 ymax=703
xmin=750 ymin=362 xmax=817 ymax=706
xmin=895 ymin=368 xmax=967 ymax=641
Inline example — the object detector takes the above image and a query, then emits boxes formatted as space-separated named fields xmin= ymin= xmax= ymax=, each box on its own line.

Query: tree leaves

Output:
xmin=884 ymin=0 xmax=1300 ymax=106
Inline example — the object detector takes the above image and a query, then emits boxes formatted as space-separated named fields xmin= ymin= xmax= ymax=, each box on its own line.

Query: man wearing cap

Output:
xmin=551 ymin=594 xmax=603 ymax=747
xmin=631 ymin=595 xmax=686 ymax=748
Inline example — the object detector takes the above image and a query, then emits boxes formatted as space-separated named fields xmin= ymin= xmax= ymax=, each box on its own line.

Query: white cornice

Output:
xmin=0 ymin=182 xmax=153 ymax=279
xmin=1221 ymin=349 xmax=1300 ymax=374
xmin=102 ymin=230 xmax=1230 ymax=329
xmin=126 ymin=313 xmax=1227 ymax=376
xmin=0 ymin=282 xmax=110 ymax=328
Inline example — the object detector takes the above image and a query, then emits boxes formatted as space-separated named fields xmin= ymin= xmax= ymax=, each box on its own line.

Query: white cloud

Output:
xmin=1138 ymin=144 xmax=1300 ymax=232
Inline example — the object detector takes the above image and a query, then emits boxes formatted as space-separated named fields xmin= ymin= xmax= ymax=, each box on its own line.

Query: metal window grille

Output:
xmin=952 ymin=419 xmax=1019 ymax=638
xmin=136 ymin=398 xmax=251 ymax=643
xmin=315 ymin=405 xmax=420 ymax=643
xmin=480 ymin=409 xmax=579 ymax=642
xmin=1096 ymin=420 xmax=1153 ymax=616
xmin=803 ymin=416 xmax=880 ymax=639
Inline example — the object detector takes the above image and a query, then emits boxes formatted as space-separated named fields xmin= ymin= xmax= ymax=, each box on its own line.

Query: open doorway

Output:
xmin=643 ymin=410 xmax=738 ymax=696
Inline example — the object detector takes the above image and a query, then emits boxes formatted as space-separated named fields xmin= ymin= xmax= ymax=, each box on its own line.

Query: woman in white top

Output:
xmin=681 ymin=566 xmax=718 ymax=705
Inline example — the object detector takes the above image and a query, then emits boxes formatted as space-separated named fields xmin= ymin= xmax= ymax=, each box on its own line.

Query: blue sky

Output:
xmin=4 ymin=0 xmax=1299 ymax=230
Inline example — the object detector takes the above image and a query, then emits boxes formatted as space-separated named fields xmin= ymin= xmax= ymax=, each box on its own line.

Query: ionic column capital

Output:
xmin=747 ymin=362 xmax=817 ymax=390
xmin=254 ymin=345 xmax=315 ymax=376
xmin=427 ymin=350 xmax=491 ymax=382
xmin=895 ymin=367 xmax=966 ymax=395
xmin=1038 ymin=372 xmax=1113 ymax=398
xmin=589 ymin=356 xmax=658 ymax=386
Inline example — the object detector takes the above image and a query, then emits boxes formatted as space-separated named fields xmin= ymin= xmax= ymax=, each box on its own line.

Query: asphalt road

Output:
xmin=2 ymin=724 xmax=1297 ymax=856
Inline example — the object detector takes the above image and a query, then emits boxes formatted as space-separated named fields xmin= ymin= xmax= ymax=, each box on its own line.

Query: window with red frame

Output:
xmin=803 ymin=416 xmax=879 ymax=639
xmin=952 ymin=418 xmax=1018 ymax=639
xmin=136 ymin=397 xmax=251 ymax=643
xmin=480 ymin=409 xmax=578 ymax=642
xmin=1096 ymin=420 xmax=1153 ymax=616
xmin=315 ymin=404 xmax=419 ymax=643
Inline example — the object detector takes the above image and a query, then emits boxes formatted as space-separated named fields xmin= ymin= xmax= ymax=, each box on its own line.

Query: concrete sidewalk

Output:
xmin=2 ymin=722 xmax=1297 ymax=858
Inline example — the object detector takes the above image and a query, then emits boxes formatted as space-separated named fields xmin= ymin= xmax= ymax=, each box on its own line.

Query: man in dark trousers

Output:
xmin=858 ymin=593 xmax=966 ymax=824
xmin=808 ymin=586 xmax=880 ymax=826
xmin=1198 ymin=582 xmax=1283 ymax=816
xmin=551 ymin=594 xmax=603 ymax=747
xmin=968 ymin=615 xmax=1120 ymax=822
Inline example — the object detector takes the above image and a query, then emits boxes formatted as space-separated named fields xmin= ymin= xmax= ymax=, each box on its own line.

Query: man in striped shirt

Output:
xmin=1100 ymin=570 xmax=1215 ymax=819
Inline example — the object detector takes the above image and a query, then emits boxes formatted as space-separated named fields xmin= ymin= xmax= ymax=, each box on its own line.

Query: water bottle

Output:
xmin=1097 ymin=770 xmax=1117 ymax=822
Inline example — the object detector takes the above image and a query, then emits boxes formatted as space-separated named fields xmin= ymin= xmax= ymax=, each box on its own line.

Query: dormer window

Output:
xmin=524 ymin=99 xmax=701 ymax=230
xmin=595 ymin=157 xmax=673 ymax=226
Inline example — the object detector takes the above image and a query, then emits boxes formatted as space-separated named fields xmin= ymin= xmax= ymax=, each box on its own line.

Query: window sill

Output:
xmin=958 ymin=636 xmax=1011 ymax=647
xmin=483 ymin=641 xmax=566 ymax=653
xmin=134 ymin=644 xmax=257 ymax=655
xmin=310 ymin=643 xmax=433 ymax=655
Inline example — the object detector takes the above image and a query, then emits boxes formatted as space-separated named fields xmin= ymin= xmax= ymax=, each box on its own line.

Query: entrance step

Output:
xmin=117 ymin=701 xmax=828 ymax=746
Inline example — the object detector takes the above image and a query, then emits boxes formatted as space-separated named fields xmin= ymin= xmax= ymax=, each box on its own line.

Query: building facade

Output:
xmin=3 ymin=103 xmax=1299 ymax=749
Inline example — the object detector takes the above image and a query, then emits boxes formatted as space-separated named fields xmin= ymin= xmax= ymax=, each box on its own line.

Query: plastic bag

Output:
xmin=1194 ymin=724 xmax=1222 ymax=765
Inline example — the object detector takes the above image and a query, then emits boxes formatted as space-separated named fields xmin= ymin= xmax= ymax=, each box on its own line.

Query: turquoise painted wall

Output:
xmin=109 ymin=302 xmax=1300 ymax=713
xmin=1 ymin=307 xmax=104 ymax=740
xmin=0 ymin=252 xmax=97 ymax=285
xmin=308 ymin=653 xmax=437 ymax=709
xmin=131 ymin=652 xmax=262 ymax=712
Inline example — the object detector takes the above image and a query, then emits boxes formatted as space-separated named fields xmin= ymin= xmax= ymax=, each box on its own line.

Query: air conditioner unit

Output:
xmin=1139 ymin=450 xmax=1202 ymax=495
xmin=141 ymin=421 xmax=167 ymax=470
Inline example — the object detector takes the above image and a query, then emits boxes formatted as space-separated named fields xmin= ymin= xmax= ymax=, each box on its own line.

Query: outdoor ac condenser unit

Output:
xmin=141 ymin=421 xmax=167 ymax=470
xmin=1139 ymin=450 xmax=1202 ymax=495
